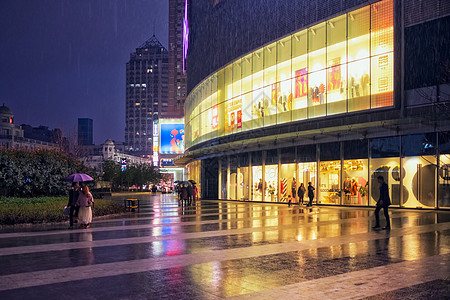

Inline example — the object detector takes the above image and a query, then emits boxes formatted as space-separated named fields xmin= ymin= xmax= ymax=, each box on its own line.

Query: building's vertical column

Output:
xmin=316 ymin=143 xmax=320 ymax=204
xmin=340 ymin=141 xmax=344 ymax=206
xmin=278 ymin=148 xmax=281 ymax=203
xmin=295 ymin=146 xmax=299 ymax=204
xmin=399 ymin=135 xmax=404 ymax=207
xmin=435 ymin=132 xmax=439 ymax=209
xmin=367 ymin=139 xmax=371 ymax=207
xmin=218 ymin=158 xmax=222 ymax=200
xmin=227 ymin=155 xmax=230 ymax=200
xmin=262 ymin=151 xmax=266 ymax=202
xmin=249 ymin=152 xmax=253 ymax=202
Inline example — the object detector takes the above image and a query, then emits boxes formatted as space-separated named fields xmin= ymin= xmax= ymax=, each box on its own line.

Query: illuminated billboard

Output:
xmin=160 ymin=124 xmax=185 ymax=154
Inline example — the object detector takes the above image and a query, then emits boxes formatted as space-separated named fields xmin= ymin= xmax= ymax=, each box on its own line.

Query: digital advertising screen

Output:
xmin=160 ymin=124 xmax=185 ymax=154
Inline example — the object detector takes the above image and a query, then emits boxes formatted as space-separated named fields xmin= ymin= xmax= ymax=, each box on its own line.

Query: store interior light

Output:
xmin=328 ymin=21 xmax=335 ymax=28
xmin=279 ymin=41 xmax=285 ymax=47
xmin=349 ymin=13 xmax=355 ymax=21
xmin=311 ymin=29 xmax=316 ymax=36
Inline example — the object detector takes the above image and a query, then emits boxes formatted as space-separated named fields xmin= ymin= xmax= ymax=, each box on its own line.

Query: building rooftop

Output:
xmin=138 ymin=35 xmax=166 ymax=50
xmin=0 ymin=103 xmax=12 ymax=115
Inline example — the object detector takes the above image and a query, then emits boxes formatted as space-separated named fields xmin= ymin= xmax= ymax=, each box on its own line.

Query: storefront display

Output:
xmin=369 ymin=157 xmax=400 ymax=206
xmin=280 ymin=164 xmax=296 ymax=202
xmin=438 ymin=155 xmax=450 ymax=208
xmin=402 ymin=156 xmax=436 ymax=208
xmin=252 ymin=166 xmax=263 ymax=202
xmin=319 ymin=161 xmax=341 ymax=204
xmin=343 ymin=159 xmax=368 ymax=205
xmin=265 ymin=165 xmax=278 ymax=202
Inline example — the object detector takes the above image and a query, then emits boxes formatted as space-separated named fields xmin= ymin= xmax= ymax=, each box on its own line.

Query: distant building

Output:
xmin=125 ymin=35 xmax=169 ymax=158
xmin=78 ymin=118 xmax=93 ymax=146
xmin=168 ymin=0 xmax=187 ymax=118
xmin=0 ymin=104 xmax=59 ymax=150
xmin=80 ymin=139 xmax=151 ymax=172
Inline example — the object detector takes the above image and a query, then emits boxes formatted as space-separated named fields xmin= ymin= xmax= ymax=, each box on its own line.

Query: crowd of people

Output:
xmin=176 ymin=182 xmax=198 ymax=205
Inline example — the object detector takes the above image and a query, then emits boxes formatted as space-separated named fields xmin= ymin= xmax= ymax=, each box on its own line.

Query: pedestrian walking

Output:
xmin=297 ymin=183 xmax=306 ymax=205
xmin=181 ymin=184 xmax=188 ymax=202
xmin=291 ymin=178 xmax=297 ymax=203
xmin=187 ymin=183 xmax=194 ymax=205
xmin=372 ymin=176 xmax=391 ymax=230
xmin=67 ymin=182 xmax=80 ymax=229
xmin=193 ymin=184 xmax=198 ymax=201
xmin=307 ymin=182 xmax=315 ymax=207
xmin=76 ymin=185 xmax=94 ymax=229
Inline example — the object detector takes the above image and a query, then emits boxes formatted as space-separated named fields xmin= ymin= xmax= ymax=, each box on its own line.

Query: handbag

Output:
xmin=63 ymin=206 xmax=70 ymax=216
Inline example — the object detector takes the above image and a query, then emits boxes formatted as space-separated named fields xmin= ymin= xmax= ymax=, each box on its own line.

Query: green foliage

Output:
xmin=0 ymin=196 xmax=125 ymax=225
xmin=0 ymin=149 xmax=92 ymax=197
xmin=102 ymin=160 xmax=162 ymax=189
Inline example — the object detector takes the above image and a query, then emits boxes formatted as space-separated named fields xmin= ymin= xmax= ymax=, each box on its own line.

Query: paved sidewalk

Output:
xmin=0 ymin=194 xmax=449 ymax=299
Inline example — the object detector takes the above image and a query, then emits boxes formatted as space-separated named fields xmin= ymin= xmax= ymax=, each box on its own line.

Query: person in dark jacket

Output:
xmin=67 ymin=182 xmax=80 ymax=229
xmin=187 ymin=184 xmax=194 ymax=205
xmin=298 ymin=183 xmax=306 ymax=205
xmin=373 ymin=176 xmax=391 ymax=230
xmin=307 ymin=182 xmax=315 ymax=207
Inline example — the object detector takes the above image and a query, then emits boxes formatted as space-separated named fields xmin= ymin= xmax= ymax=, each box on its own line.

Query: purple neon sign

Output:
xmin=182 ymin=0 xmax=189 ymax=74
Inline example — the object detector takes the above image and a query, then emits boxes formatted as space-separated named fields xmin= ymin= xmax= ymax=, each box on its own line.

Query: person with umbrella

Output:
xmin=75 ymin=184 xmax=94 ymax=229
xmin=65 ymin=173 xmax=93 ymax=229
xmin=67 ymin=182 xmax=80 ymax=229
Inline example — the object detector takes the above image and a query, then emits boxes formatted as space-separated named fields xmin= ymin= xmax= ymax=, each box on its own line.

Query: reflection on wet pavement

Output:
xmin=0 ymin=193 xmax=449 ymax=299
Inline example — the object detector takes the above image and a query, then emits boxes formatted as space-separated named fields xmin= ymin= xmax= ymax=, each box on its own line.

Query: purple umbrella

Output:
xmin=65 ymin=173 xmax=94 ymax=182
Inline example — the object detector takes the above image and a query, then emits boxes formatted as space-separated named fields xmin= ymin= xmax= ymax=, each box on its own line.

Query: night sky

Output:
xmin=0 ymin=0 xmax=168 ymax=144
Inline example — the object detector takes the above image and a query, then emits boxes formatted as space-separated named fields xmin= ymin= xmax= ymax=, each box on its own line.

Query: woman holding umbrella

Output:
xmin=65 ymin=173 xmax=94 ymax=229
xmin=76 ymin=184 xmax=94 ymax=229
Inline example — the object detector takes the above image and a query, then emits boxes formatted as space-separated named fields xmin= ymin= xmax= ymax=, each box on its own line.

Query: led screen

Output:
xmin=160 ymin=124 xmax=185 ymax=154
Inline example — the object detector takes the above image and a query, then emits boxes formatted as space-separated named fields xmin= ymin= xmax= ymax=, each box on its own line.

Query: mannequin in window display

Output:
xmin=361 ymin=73 xmax=370 ymax=96
xmin=287 ymin=93 xmax=293 ymax=111
xmin=291 ymin=178 xmax=297 ymax=202
xmin=319 ymin=83 xmax=325 ymax=104
xmin=344 ymin=177 xmax=351 ymax=203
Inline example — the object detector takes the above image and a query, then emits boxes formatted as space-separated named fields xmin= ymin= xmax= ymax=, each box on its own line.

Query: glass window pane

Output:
xmin=220 ymin=156 xmax=228 ymax=199
xmin=308 ymin=70 xmax=326 ymax=118
xmin=292 ymin=69 xmax=308 ymax=121
xmin=224 ymin=64 xmax=233 ymax=100
xmin=327 ymin=15 xmax=347 ymax=67
xmin=277 ymin=79 xmax=292 ymax=124
xmin=253 ymin=49 xmax=264 ymax=90
xmin=308 ymin=23 xmax=326 ymax=72
xmin=233 ymin=61 xmax=241 ymax=97
xmin=277 ymin=36 xmax=291 ymax=81
xmin=402 ymin=156 xmax=436 ymax=208
xmin=263 ymin=84 xmax=276 ymax=126
xmin=343 ymin=159 xmax=368 ymax=205
xmin=348 ymin=6 xmax=370 ymax=62
xmin=438 ymin=155 xmax=450 ymax=208
xmin=402 ymin=133 xmax=437 ymax=156
xmin=348 ymin=58 xmax=370 ymax=112
xmin=292 ymin=30 xmax=307 ymax=78
xmin=319 ymin=160 xmax=341 ymax=204
xmin=327 ymin=63 xmax=347 ymax=115
xmin=280 ymin=163 xmax=296 ymax=202
xmin=252 ymin=166 xmax=263 ymax=201
xmin=264 ymin=42 xmax=277 ymax=87
xmin=265 ymin=164 xmax=278 ymax=202
xmin=242 ymin=92 xmax=253 ymax=131
xmin=252 ymin=88 xmax=264 ymax=128
xmin=242 ymin=54 xmax=252 ymax=93
xmin=371 ymin=52 xmax=394 ymax=108
xmin=224 ymin=97 xmax=242 ymax=135
xmin=371 ymin=0 xmax=394 ymax=56
xmin=369 ymin=157 xmax=400 ymax=206
xmin=371 ymin=137 xmax=400 ymax=158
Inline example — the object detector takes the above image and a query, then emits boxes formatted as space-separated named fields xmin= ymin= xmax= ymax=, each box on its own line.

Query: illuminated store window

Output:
xmin=327 ymin=15 xmax=347 ymax=67
xmin=242 ymin=54 xmax=253 ymax=93
xmin=224 ymin=64 xmax=233 ymax=100
xmin=348 ymin=58 xmax=370 ymax=112
xmin=229 ymin=156 xmax=238 ymax=200
xmin=371 ymin=52 xmax=394 ymax=108
xmin=251 ymin=152 xmax=263 ymax=202
xmin=438 ymin=132 xmax=450 ymax=208
xmin=298 ymin=162 xmax=317 ymax=203
xmin=220 ymin=156 xmax=228 ymax=199
xmin=263 ymin=84 xmax=277 ymax=126
xmin=343 ymin=159 xmax=368 ymax=205
xmin=277 ymin=79 xmax=292 ymax=124
xmin=370 ymin=137 xmax=400 ymax=206
xmin=401 ymin=134 xmax=437 ymax=208
xmin=264 ymin=42 xmax=277 ymax=87
xmin=224 ymin=97 xmax=242 ymax=134
xmin=308 ymin=23 xmax=326 ymax=73
xmin=308 ymin=70 xmax=327 ymax=118
xmin=292 ymin=32 xmax=308 ymax=121
xmin=319 ymin=160 xmax=341 ymax=204
xmin=371 ymin=0 xmax=394 ymax=56
xmin=238 ymin=154 xmax=250 ymax=201
xmin=265 ymin=164 xmax=278 ymax=202
xmin=348 ymin=6 xmax=370 ymax=62
xmin=241 ymin=92 xmax=253 ymax=131
xmin=253 ymin=49 xmax=264 ymax=90
xmin=280 ymin=147 xmax=296 ymax=202
xmin=252 ymin=88 xmax=264 ymax=128
xmin=277 ymin=36 xmax=291 ymax=82
xmin=327 ymin=63 xmax=347 ymax=115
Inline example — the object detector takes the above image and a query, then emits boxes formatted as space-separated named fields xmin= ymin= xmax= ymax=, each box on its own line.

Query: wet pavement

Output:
xmin=0 ymin=194 xmax=449 ymax=299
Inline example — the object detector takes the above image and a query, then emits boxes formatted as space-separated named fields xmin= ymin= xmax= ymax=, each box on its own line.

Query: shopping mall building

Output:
xmin=177 ymin=0 xmax=450 ymax=209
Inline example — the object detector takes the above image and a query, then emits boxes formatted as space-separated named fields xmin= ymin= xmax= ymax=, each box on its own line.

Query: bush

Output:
xmin=0 ymin=149 xmax=93 ymax=197
xmin=0 ymin=197 xmax=125 ymax=225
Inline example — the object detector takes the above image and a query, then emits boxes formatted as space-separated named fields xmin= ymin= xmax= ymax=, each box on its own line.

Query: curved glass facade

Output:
xmin=185 ymin=0 xmax=393 ymax=149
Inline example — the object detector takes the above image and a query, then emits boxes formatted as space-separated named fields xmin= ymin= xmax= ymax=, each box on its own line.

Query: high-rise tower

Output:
xmin=168 ymin=0 xmax=187 ymax=118
xmin=125 ymin=35 xmax=168 ymax=157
